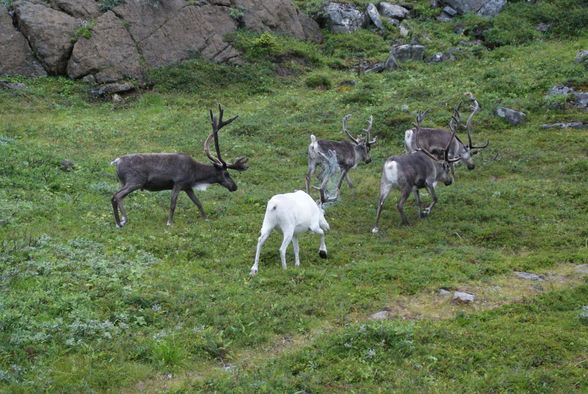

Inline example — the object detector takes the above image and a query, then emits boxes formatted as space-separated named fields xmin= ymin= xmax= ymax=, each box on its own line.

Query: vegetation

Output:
xmin=1 ymin=0 xmax=587 ymax=391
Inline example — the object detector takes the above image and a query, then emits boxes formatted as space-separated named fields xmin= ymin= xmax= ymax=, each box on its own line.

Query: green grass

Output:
xmin=1 ymin=1 xmax=588 ymax=391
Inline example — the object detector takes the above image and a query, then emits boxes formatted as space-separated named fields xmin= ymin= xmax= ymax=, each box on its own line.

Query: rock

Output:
xmin=536 ymin=22 xmax=552 ymax=33
xmin=459 ymin=39 xmax=483 ymax=46
xmin=442 ymin=5 xmax=458 ymax=16
xmin=67 ymin=11 xmax=144 ymax=81
xmin=385 ymin=17 xmax=400 ymax=26
xmin=452 ymin=291 xmax=475 ymax=304
xmin=576 ymin=50 xmax=588 ymax=66
xmin=82 ymin=74 xmax=96 ymax=85
xmin=436 ymin=12 xmax=453 ymax=22
xmin=323 ymin=2 xmax=367 ymax=33
xmin=541 ymin=122 xmax=588 ymax=129
xmin=48 ymin=0 xmax=101 ymax=18
xmin=580 ymin=306 xmax=588 ymax=324
xmin=426 ymin=52 xmax=456 ymax=63
xmin=379 ymin=2 xmax=409 ymax=19
xmin=13 ymin=1 xmax=80 ymax=75
xmin=573 ymin=91 xmax=588 ymax=108
xmin=383 ymin=51 xmax=400 ymax=70
xmin=366 ymin=3 xmax=384 ymax=30
xmin=438 ymin=289 xmax=450 ymax=296
xmin=547 ymin=85 xmax=588 ymax=109
xmin=514 ymin=271 xmax=545 ymax=281
xmin=392 ymin=44 xmax=425 ymax=62
xmin=477 ymin=0 xmax=507 ymax=18
xmin=548 ymin=85 xmax=574 ymax=96
xmin=0 ymin=8 xmax=47 ymax=77
xmin=496 ymin=107 xmax=527 ymax=125
xmin=442 ymin=0 xmax=506 ymax=17
xmin=576 ymin=264 xmax=588 ymax=274
xmin=370 ymin=310 xmax=391 ymax=320
xmin=112 ymin=93 xmax=123 ymax=103
xmin=92 ymin=82 xmax=135 ymax=96
xmin=60 ymin=159 xmax=75 ymax=172
xmin=364 ymin=62 xmax=385 ymax=73
xmin=399 ymin=22 xmax=410 ymax=37
xmin=0 ymin=80 xmax=27 ymax=90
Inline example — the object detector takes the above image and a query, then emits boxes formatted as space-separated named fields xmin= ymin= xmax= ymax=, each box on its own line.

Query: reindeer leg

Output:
xmin=345 ymin=173 xmax=356 ymax=196
xmin=292 ymin=235 xmax=301 ymax=266
xmin=111 ymin=184 xmax=140 ymax=228
xmin=372 ymin=182 xmax=392 ymax=233
xmin=167 ymin=186 xmax=181 ymax=226
xmin=185 ymin=189 xmax=208 ymax=220
xmin=335 ymin=169 xmax=349 ymax=195
xmin=422 ymin=183 xmax=438 ymax=217
xmin=397 ymin=188 xmax=412 ymax=226
xmin=414 ymin=189 xmax=425 ymax=217
xmin=279 ymin=229 xmax=294 ymax=270
xmin=251 ymin=229 xmax=271 ymax=276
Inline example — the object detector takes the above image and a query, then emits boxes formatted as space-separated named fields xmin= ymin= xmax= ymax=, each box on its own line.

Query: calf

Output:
xmin=250 ymin=190 xmax=331 ymax=275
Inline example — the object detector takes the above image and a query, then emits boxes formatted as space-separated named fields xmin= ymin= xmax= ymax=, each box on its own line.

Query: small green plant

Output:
xmin=304 ymin=72 xmax=332 ymax=89
xmin=71 ymin=20 xmax=96 ymax=43
xmin=228 ymin=6 xmax=245 ymax=23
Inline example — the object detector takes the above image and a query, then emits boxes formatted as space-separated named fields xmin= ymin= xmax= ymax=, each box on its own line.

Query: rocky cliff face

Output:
xmin=0 ymin=0 xmax=321 ymax=82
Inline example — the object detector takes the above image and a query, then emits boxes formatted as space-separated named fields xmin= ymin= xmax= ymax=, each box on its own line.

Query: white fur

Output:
xmin=194 ymin=183 xmax=211 ymax=191
xmin=383 ymin=160 xmax=399 ymax=188
xmin=110 ymin=157 xmax=121 ymax=165
xmin=250 ymin=190 xmax=329 ymax=275
xmin=404 ymin=129 xmax=416 ymax=153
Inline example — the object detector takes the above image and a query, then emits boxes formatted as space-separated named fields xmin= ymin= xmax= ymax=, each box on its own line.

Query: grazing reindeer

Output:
xmin=372 ymin=109 xmax=461 ymax=232
xmin=250 ymin=189 xmax=333 ymax=276
xmin=404 ymin=93 xmax=488 ymax=169
xmin=111 ymin=105 xmax=248 ymax=227
xmin=305 ymin=114 xmax=377 ymax=196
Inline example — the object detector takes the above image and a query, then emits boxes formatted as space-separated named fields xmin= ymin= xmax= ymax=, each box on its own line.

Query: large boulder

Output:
xmin=0 ymin=8 xmax=46 ymax=77
xmin=49 ymin=0 xmax=101 ymax=19
xmin=323 ymin=2 xmax=367 ymax=33
xmin=67 ymin=11 xmax=143 ymax=82
xmin=366 ymin=3 xmax=384 ymax=30
xmin=235 ymin=0 xmax=322 ymax=42
xmin=13 ymin=0 xmax=80 ymax=75
xmin=441 ymin=0 xmax=506 ymax=17
xmin=379 ymin=2 xmax=409 ymax=19
xmin=392 ymin=44 xmax=426 ymax=62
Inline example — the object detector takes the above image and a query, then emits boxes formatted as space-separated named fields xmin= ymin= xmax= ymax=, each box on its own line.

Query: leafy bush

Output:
xmin=304 ymin=72 xmax=332 ymax=89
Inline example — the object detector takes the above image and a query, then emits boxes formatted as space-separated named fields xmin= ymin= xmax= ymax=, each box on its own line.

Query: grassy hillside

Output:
xmin=1 ymin=0 xmax=587 ymax=391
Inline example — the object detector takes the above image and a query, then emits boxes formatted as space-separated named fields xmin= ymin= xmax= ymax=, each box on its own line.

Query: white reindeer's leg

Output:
xmin=279 ymin=229 xmax=294 ymax=270
xmin=251 ymin=230 xmax=271 ymax=276
xmin=317 ymin=228 xmax=328 ymax=258
xmin=292 ymin=235 xmax=300 ymax=267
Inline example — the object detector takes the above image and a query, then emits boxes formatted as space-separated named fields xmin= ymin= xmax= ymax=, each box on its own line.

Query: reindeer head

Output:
xmin=204 ymin=104 xmax=249 ymax=191
xmin=342 ymin=114 xmax=377 ymax=164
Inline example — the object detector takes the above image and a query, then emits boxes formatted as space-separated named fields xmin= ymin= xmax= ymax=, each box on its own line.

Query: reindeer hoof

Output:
xmin=319 ymin=250 xmax=327 ymax=259
xmin=249 ymin=269 xmax=258 ymax=276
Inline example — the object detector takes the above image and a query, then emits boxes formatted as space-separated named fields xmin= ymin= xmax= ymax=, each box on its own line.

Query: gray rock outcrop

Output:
xmin=366 ymin=3 xmax=384 ymax=30
xmin=438 ymin=0 xmax=506 ymax=17
xmin=49 ymin=0 xmax=101 ymax=19
xmin=0 ymin=8 xmax=46 ymax=77
xmin=452 ymin=291 xmax=475 ymax=304
xmin=323 ymin=2 xmax=367 ymax=33
xmin=392 ymin=44 xmax=426 ymax=62
xmin=379 ymin=2 xmax=409 ymax=19
xmin=13 ymin=1 xmax=81 ymax=75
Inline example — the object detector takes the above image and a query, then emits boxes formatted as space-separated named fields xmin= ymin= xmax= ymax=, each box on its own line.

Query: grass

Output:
xmin=1 ymin=0 xmax=588 ymax=391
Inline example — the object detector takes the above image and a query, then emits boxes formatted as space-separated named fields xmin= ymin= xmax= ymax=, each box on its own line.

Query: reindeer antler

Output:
xmin=364 ymin=115 xmax=377 ymax=145
xmin=342 ymin=114 xmax=359 ymax=144
xmin=204 ymin=104 xmax=248 ymax=170
xmin=463 ymin=92 xmax=488 ymax=151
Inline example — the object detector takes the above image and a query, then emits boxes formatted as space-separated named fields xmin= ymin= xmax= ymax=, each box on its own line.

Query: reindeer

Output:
xmin=110 ymin=105 xmax=248 ymax=227
xmin=250 ymin=189 xmax=333 ymax=276
xmin=404 ymin=93 xmax=488 ymax=170
xmin=372 ymin=109 xmax=461 ymax=232
xmin=305 ymin=114 xmax=377 ymax=197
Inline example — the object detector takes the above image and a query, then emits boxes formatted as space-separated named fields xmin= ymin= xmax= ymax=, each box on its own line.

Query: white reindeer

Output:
xmin=250 ymin=190 xmax=331 ymax=275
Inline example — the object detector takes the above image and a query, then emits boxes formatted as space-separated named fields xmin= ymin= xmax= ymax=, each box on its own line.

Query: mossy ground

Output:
xmin=1 ymin=0 xmax=587 ymax=391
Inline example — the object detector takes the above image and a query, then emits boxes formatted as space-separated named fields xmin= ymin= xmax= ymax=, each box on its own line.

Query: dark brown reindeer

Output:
xmin=110 ymin=105 xmax=248 ymax=227
xmin=404 ymin=92 xmax=488 ymax=169
xmin=372 ymin=108 xmax=461 ymax=232
xmin=305 ymin=114 xmax=377 ymax=196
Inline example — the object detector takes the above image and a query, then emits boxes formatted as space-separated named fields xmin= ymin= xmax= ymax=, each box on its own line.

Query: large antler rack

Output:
xmin=363 ymin=115 xmax=377 ymax=145
xmin=463 ymin=92 xmax=489 ymax=151
xmin=343 ymin=114 xmax=377 ymax=145
xmin=204 ymin=104 xmax=249 ymax=171
xmin=342 ymin=114 xmax=359 ymax=144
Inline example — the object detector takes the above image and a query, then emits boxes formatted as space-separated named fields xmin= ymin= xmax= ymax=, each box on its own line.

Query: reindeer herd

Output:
xmin=110 ymin=95 xmax=488 ymax=275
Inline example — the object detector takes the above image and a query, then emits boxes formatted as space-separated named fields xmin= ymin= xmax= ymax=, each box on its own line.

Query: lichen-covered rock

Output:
xmin=441 ymin=0 xmax=506 ymax=17
xmin=496 ymin=107 xmax=526 ymax=125
xmin=452 ymin=291 xmax=475 ymax=304
xmin=379 ymin=2 xmax=409 ymax=19
xmin=323 ymin=2 xmax=367 ymax=33
xmin=366 ymin=3 xmax=384 ymax=30
xmin=13 ymin=0 xmax=80 ymax=75
xmin=0 ymin=8 xmax=46 ymax=77
xmin=67 ymin=11 xmax=143 ymax=81
xmin=392 ymin=44 xmax=426 ymax=62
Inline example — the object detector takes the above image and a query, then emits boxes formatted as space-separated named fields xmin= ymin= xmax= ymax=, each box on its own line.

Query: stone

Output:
xmin=573 ymin=91 xmax=588 ymax=108
xmin=0 ymin=8 xmax=47 ymax=77
xmin=496 ymin=107 xmax=527 ymax=125
xmin=370 ymin=310 xmax=391 ymax=320
xmin=576 ymin=264 xmax=588 ymax=274
xmin=366 ymin=3 xmax=384 ymax=30
xmin=452 ymin=291 xmax=475 ymax=304
xmin=399 ymin=22 xmax=410 ymax=37
xmin=477 ymin=0 xmax=507 ymax=18
xmin=459 ymin=39 xmax=483 ymax=46
xmin=49 ymin=0 xmax=101 ymax=18
xmin=67 ymin=11 xmax=143 ymax=81
xmin=576 ymin=50 xmax=588 ymax=66
xmin=436 ymin=12 xmax=453 ymax=22
xmin=379 ymin=2 xmax=409 ymax=19
xmin=13 ymin=1 xmax=80 ymax=75
xmin=426 ymin=52 xmax=456 ymax=63
xmin=442 ymin=5 xmax=458 ymax=16
xmin=540 ymin=122 xmax=588 ymax=129
xmin=112 ymin=93 xmax=123 ymax=103
xmin=514 ymin=271 xmax=545 ymax=281
xmin=438 ymin=289 xmax=450 ymax=296
xmin=392 ymin=44 xmax=425 ymax=62
xmin=323 ymin=2 xmax=367 ymax=33
xmin=82 ymin=74 xmax=96 ymax=85
xmin=536 ymin=22 xmax=552 ymax=33
xmin=548 ymin=85 xmax=574 ymax=96
xmin=0 ymin=80 xmax=27 ymax=90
